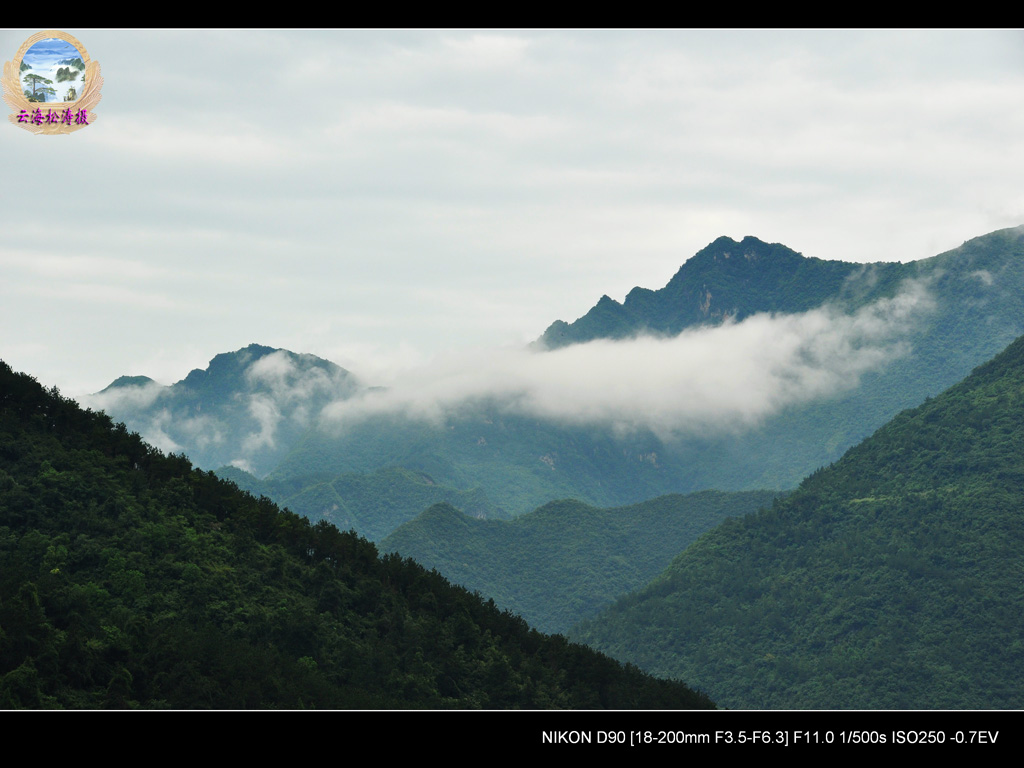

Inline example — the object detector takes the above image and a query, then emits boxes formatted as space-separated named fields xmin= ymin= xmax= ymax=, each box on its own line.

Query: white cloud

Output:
xmin=229 ymin=458 xmax=254 ymax=474
xmin=0 ymin=250 xmax=173 ymax=282
xmin=971 ymin=270 xmax=994 ymax=286
xmin=245 ymin=350 xmax=355 ymax=406
xmin=176 ymin=414 xmax=224 ymax=450
xmin=85 ymin=379 xmax=166 ymax=413
xmin=321 ymin=280 xmax=934 ymax=439
xmin=90 ymin=117 xmax=300 ymax=168
xmin=440 ymin=33 xmax=533 ymax=68
xmin=140 ymin=409 xmax=184 ymax=455
xmin=242 ymin=394 xmax=281 ymax=453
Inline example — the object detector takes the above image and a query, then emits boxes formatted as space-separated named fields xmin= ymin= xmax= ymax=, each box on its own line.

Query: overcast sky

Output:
xmin=3 ymin=29 xmax=1023 ymax=397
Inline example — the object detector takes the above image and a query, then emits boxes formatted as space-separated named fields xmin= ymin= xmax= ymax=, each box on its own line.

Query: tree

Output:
xmin=23 ymin=74 xmax=55 ymax=102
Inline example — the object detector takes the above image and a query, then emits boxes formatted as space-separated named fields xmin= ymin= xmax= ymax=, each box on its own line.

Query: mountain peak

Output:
xmin=94 ymin=344 xmax=357 ymax=476
xmin=538 ymin=236 xmax=859 ymax=350
xmin=100 ymin=374 xmax=158 ymax=392
xmin=680 ymin=235 xmax=805 ymax=270
xmin=188 ymin=343 xmax=281 ymax=384
xmin=180 ymin=344 xmax=351 ymax=394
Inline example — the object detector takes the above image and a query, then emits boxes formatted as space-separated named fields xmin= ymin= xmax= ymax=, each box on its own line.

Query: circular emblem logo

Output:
xmin=2 ymin=29 xmax=103 ymax=134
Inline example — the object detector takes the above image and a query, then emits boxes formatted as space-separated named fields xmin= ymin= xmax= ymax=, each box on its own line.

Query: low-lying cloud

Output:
xmin=87 ymin=378 xmax=166 ymax=413
xmin=322 ymin=279 xmax=934 ymax=439
xmin=82 ymin=281 xmax=935 ymax=469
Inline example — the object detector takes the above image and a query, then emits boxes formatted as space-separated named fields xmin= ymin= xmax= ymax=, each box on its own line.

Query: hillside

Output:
xmin=0 ymin=360 xmax=713 ymax=709
xmin=382 ymin=490 xmax=778 ymax=634
xmin=217 ymin=464 xmax=509 ymax=543
xmin=270 ymin=404 xmax=679 ymax=521
xmin=571 ymin=332 xmax=1024 ymax=709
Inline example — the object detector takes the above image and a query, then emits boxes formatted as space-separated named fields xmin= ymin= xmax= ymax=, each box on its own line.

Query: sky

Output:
xmin=3 ymin=29 xmax=1024 ymax=399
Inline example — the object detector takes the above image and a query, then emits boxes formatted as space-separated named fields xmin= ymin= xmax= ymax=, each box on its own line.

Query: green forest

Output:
xmin=572 ymin=332 xmax=1024 ymax=709
xmin=0 ymin=360 xmax=713 ymax=709
xmin=382 ymin=491 xmax=778 ymax=635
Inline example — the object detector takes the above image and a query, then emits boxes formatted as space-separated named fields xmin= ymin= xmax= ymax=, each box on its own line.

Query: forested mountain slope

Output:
xmin=382 ymin=490 xmax=778 ymax=635
xmin=0 ymin=360 xmax=713 ymax=709
xmin=215 ymin=464 xmax=509 ymax=543
xmin=571 ymin=332 xmax=1024 ymax=709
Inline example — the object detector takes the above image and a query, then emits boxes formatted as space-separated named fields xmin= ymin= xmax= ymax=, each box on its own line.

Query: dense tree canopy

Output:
xmin=0 ymin=361 xmax=713 ymax=709
xmin=572 ymin=333 xmax=1024 ymax=709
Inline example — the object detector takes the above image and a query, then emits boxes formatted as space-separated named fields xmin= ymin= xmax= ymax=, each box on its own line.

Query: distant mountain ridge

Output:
xmin=272 ymin=228 xmax=1024 ymax=514
xmin=175 ymin=344 xmax=344 ymax=403
xmin=89 ymin=227 xmax=1024 ymax=541
xmin=218 ymin=464 xmax=509 ymax=542
xmin=538 ymin=235 xmax=896 ymax=349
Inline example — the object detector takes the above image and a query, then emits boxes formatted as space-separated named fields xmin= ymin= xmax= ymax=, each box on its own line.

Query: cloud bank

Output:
xmin=81 ymin=282 xmax=934 ymax=471
xmin=322 ymin=280 xmax=934 ymax=439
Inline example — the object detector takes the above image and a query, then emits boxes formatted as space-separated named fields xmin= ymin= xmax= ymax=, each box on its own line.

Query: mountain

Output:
xmin=539 ymin=227 xmax=1024 ymax=489
xmin=538 ymin=235 xmax=887 ymax=349
xmin=101 ymin=376 xmax=157 ymax=390
xmin=269 ymin=228 xmax=1024 ymax=510
xmin=571 ymin=332 xmax=1024 ymax=709
xmin=0 ymin=359 xmax=713 ymax=709
xmin=88 ymin=228 xmax=1024 ymax=541
xmin=381 ymin=490 xmax=779 ymax=635
xmin=87 ymin=343 xmax=358 ymax=478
